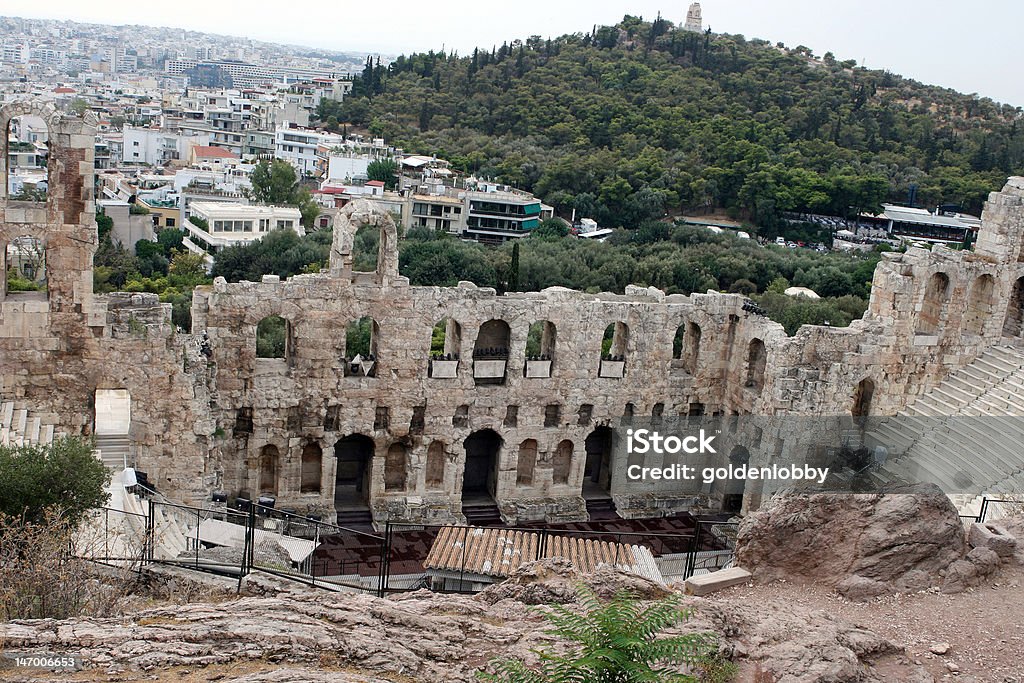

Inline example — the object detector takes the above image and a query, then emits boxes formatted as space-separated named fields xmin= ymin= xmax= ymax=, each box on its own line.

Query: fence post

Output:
xmin=146 ymin=498 xmax=155 ymax=563
xmin=979 ymin=498 xmax=989 ymax=523
xmin=377 ymin=523 xmax=390 ymax=599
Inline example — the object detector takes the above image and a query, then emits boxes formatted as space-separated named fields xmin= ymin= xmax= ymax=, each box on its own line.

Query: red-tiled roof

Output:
xmin=193 ymin=145 xmax=238 ymax=159
xmin=424 ymin=526 xmax=662 ymax=581
xmin=365 ymin=180 xmax=385 ymax=187
xmin=53 ymin=87 xmax=76 ymax=93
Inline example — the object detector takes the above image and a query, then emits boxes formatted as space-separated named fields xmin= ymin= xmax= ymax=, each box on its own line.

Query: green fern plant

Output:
xmin=477 ymin=585 xmax=726 ymax=683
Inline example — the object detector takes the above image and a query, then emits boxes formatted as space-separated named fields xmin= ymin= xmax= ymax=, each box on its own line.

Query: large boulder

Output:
xmin=735 ymin=484 xmax=966 ymax=599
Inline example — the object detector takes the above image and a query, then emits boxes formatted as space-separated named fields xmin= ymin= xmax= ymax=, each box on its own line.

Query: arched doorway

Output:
xmin=583 ymin=426 xmax=615 ymax=493
xmin=721 ymin=446 xmax=749 ymax=514
xmin=334 ymin=434 xmax=374 ymax=510
xmin=462 ymin=429 xmax=501 ymax=502
xmin=852 ymin=378 xmax=875 ymax=421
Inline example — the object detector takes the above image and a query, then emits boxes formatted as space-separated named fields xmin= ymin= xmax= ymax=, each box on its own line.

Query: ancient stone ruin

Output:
xmin=4 ymin=100 xmax=1024 ymax=526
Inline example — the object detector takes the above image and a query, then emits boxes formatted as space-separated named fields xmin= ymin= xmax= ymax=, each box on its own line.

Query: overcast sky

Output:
xmin=5 ymin=0 xmax=1020 ymax=106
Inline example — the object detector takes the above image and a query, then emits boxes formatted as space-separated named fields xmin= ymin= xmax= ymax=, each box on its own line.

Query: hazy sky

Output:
xmin=5 ymin=0 xmax=1020 ymax=106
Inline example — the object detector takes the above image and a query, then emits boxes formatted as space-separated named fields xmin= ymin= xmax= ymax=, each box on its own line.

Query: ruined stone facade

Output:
xmin=4 ymin=101 xmax=1024 ymax=526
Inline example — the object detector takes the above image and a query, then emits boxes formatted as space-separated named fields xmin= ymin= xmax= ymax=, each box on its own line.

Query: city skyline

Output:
xmin=1 ymin=0 xmax=1020 ymax=107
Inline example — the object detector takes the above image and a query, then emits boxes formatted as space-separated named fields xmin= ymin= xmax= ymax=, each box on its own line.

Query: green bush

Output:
xmin=6 ymin=275 xmax=42 ymax=292
xmin=0 ymin=437 xmax=110 ymax=528
xmin=478 ymin=585 xmax=727 ymax=682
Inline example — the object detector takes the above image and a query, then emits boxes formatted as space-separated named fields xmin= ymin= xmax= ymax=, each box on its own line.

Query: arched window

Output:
xmin=384 ymin=443 xmax=408 ymax=491
xmin=964 ymin=274 xmax=995 ymax=335
xmin=683 ymin=321 xmax=702 ymax=374
xmin=672 ymin=324 xmax=686 ymax=359
xmin=425 ymin=441 xmax=446 ymax=489
xmin=852 ymin=378 xmax=875 ymax=419
xmin=525 ymin=321 xmax=556 ymax=378
xmin=552 ymin=440 xmax=573 ymax=485
xmin=745 ymin=338 xmax=767 ymax=391
xmin=429 ymin=318 xmax=462 ymax=377
xmin=300 ymin=442 xmax=322 ymax=493
xmin=345 ymin=316 xmax=379 ymax=376
xmin=4 ymin=234 xmax=46 ymax=300
xmin=1003 ymin=277 xmax=1024 ymax=338
xmin=5 ymin=115 xmax=49 ymax=202
xmin=917 ymin=272 xmax=950 ymax=335
xmin=353 ymin=222 xmax=379 ymax=272
xmin=256 ymin=315 xmax=292 ymax=360
xmin=259 ymin=445 xmax=279 ymax=495
xmin=473 ymin=319 xmax=511 ymax=384
xmin=599 ymin=322 xmax=628 ymax=378
xmin=516 ymin=439 xmax=538 ymax=486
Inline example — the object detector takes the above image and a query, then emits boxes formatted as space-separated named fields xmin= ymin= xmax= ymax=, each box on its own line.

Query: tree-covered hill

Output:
xmin=323 ymin=15 xmax=1022 ymax=229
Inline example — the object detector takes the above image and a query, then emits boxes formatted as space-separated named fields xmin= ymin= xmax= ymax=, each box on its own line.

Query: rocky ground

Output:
xmin=0 ymin=559 xmax=939 ymax=683
xmin=3 ymin=501 xmax=1021 ymax=682
xmin=704 ymin=562 xmax=1024 ymax=682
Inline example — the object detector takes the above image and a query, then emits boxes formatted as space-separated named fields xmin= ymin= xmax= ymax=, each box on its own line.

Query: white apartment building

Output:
xmin=124 ymin=126 xmax=209 ymax=166
xmin=275 ymin=125 xmax=343 ymax=176
xmin=183 ymin=202 xmax=303 ymax=258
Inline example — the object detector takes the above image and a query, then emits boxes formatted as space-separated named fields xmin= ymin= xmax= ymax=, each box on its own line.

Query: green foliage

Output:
xmin=211 ymin=228 xmax=333 ymax=282
xmin=128 ymin=203 xmax=150 ymax=215
xmin=256 ymin=315 xmax=287 ymax=358
xmin=532 ymin=219 xmax=571 ymax=239
xmin=6 ymin=275 xmax=41 ymax=292
xmin=0 ymin=437 xmax=110 ymax=528
xmin=247 ymin=159 xmax=320 ymax=229
xmin=68 ymin=97 xmax=89 ymax=116
xmin=189 ymin=216 xmax=209 ymax=230
xmin=366 ymin=158 xmax=399 ymax=190
xmin=478 ymin=585 xmax=722 ymax=683
xmin=345 ymin=20 xmax=1014 ymax=228
xmin=346 ymin=317 xmax=374 ymax=358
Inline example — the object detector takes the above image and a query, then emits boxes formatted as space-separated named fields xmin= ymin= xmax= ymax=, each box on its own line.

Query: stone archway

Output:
xmin=327 ymin=199 xmax=400 ymax=285
xmin=462 ymin=429 xmax=501 ymax=502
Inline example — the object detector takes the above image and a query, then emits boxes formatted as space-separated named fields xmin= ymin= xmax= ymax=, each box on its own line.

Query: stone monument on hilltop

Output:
xmin=684 ymin=2 xmax=703 ymax=32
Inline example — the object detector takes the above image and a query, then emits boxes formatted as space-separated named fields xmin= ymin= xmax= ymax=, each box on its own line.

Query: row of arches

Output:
xmin=253 ymin=314 xmax=770 ymax=386
xmin=917 ymin=271 xmax=1024 ymax=338
xmin=253 ymin=429 xmax=593 ymax=507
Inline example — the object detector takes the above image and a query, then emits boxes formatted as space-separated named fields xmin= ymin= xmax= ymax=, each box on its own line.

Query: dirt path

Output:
xmin=703 ymin=563 xmax=1024 ymax=682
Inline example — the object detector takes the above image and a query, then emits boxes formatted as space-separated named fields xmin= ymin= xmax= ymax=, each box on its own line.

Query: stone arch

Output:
xmin=584 ymin=427 xmax=614 ymax=495
xmin=463 ymin=428 xmax=502 ymax=501
xmin=429 ymin=317 xmax=462 ymax=378
xmin=345 ymin=316 xmax=379 ymax=376
xmin=516 ymin=439 xmax=538 ymax=486
xmin=425 ymin=440 xmax=446 ymax=490
xmin=525 ymin=320 xmax=556 ymax=378
xmin=335 ymin=434 xmax=374 ymax=508
xmin=917 ymin=272 xmax=951 ymax=335
xmin=683 ymin=321 xmax=702 ymax=374
xmin=0 ymin=100 xmax=61 ymax=203
xmin=327 ymin=199 xmax=399 ymax=285
xmin=745 ymin=338 xmax=767 ymax=391
xmin=552 ymin=440 xmax=574 ymax=485
xmin=259 ymin=444 xmax=279 ymax=495
xmin=0 ymin=99 xmax=96 ymax=310
xmin=384 ymin=442 xmax=408 ymax=492
xmin=852 ymin=377 xmax=875 ymax=420
xmin=300 ymin=442 xmax=322 ymax=494
xmin=256 ymin=314 xmax=293 ymax=361
xmin=1003 ymin=276 xmax=1024 ymax=338
xmin=721 ymin=446 xmax=749 ymax=514
xmin=963 ymin=274 xmax=995 ymax=335
xmin=3 ymin=234 xmax=47 ymax=301
xmin=601 ymin=321 xmax=628 ymax=359
xmin=672 ymin=323 xmax=686 ymax=359
xmin=473 ymin=319 xmax=511 ymax=384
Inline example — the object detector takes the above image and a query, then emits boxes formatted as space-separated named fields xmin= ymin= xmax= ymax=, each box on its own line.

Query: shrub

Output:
xmin=478 ymin=585 xmax=727 ymax=682
xmin=0 ymin=437 xmax=110 ymax=527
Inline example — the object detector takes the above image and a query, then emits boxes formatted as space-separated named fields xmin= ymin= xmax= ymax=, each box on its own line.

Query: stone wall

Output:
xmin=4 ymin=99 xmax=1024 ymax=525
